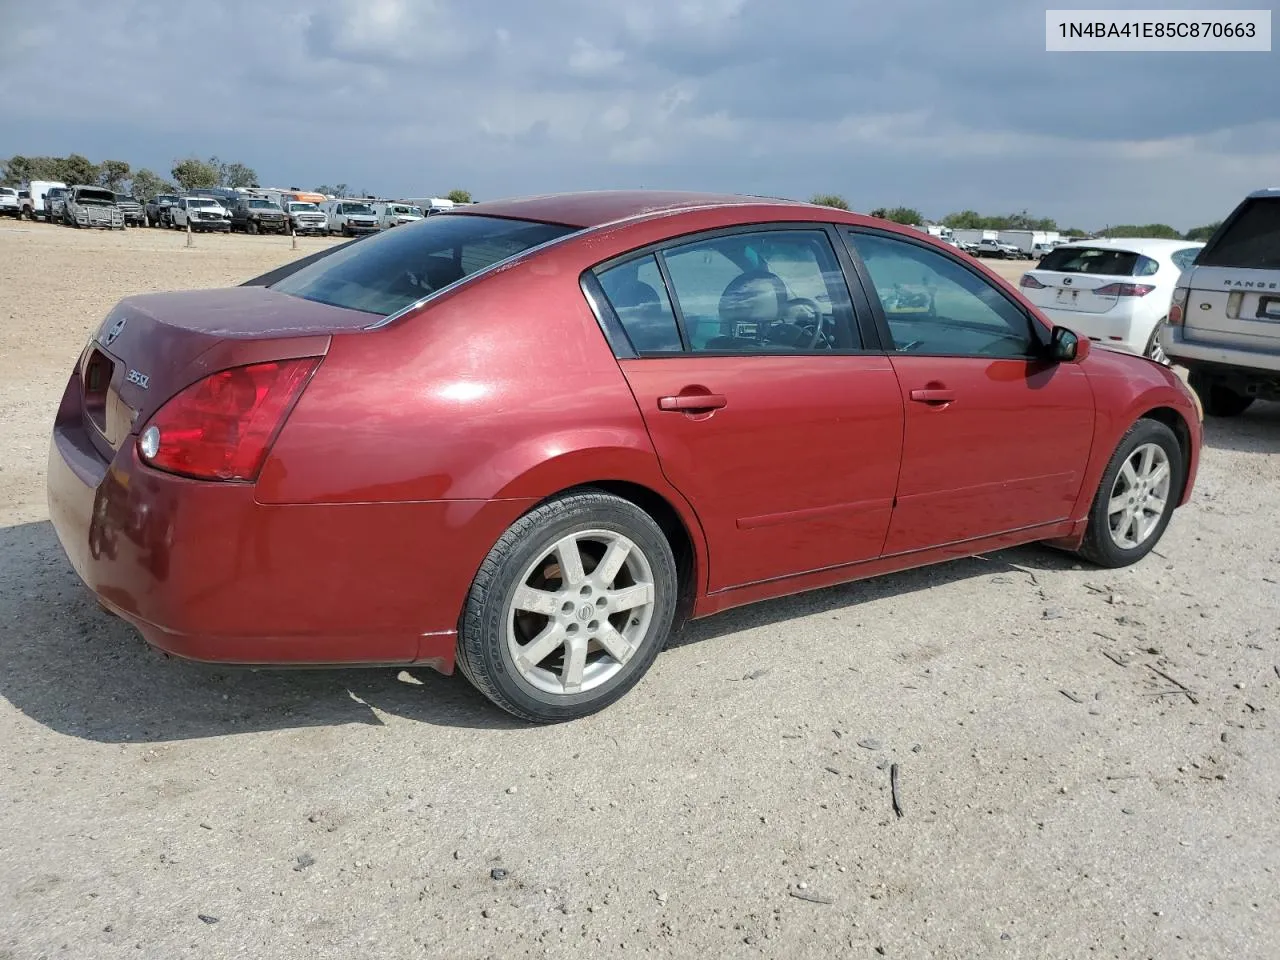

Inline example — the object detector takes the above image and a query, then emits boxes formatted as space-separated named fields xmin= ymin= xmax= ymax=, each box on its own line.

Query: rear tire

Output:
xmin=456 ymin=490 xmax=678 ymax=723
xmin=1144 ymin=320 xmax=1170 ymax=364
xmin=1075 ymin=418 xmax=1183 ymax=569
xmin=1188 ymin=371 xmax=1253 ymax=417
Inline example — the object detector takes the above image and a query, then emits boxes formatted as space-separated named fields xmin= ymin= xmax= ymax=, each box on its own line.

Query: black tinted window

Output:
xmin=1036 ymin=246 xmax=1148 ymax=275
xmin=1199 ymin=198 xmax=1280 ymax=268
xmin=271 ymin=215 xmax=576 ymax=315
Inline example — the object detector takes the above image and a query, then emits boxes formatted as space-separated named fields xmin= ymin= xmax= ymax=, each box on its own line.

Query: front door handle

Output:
xmin=658 ymin=393 xmax=727 ymax=412
xmin=909 ymin=388 xmax=956 ymax=404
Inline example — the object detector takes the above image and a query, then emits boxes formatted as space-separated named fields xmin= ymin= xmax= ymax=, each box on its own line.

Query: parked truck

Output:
xmin=64 ymin=185 xmax=124 ymax=229
xmin=284 ymin=200 xmax=329 ymax=235
xmin=22 ymin=180 xmax=67 ymax=220
xmin=374 ymin=200 xmax=424 ymax=229
xmin=996 ymin=229 xmax=1060 ymax=257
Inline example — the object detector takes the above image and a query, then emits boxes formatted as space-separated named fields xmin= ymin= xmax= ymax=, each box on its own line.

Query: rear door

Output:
xmin=588 ymin=225 xmax=905 ymax=592
xmin=842 ymin=228 xmax=1095 ymax=555
xmin=1181 ymin=194 xmax=1280 ymax=348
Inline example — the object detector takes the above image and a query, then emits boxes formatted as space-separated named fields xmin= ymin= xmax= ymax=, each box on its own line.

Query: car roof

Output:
xmin=454 ymin=190 xmax=810 ymax=228
xmin=1247 ymin=187 xmax=1280 ymax=198
xmin=1054 ymin=237 xmax=1203 ymax=255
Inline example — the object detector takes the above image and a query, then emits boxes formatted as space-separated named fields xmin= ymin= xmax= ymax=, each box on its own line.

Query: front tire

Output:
xmin=1075 ymin=419 xmax=1183 ymax=568
xmin=457 ymin=490 xmax=678 ymax=723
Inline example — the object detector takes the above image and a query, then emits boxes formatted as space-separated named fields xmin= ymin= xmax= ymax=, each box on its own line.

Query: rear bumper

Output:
xmin=1162 ymin=326 xmax=1280 ymax=374
xmin=46 ymin=373 xmax=531 ymax=671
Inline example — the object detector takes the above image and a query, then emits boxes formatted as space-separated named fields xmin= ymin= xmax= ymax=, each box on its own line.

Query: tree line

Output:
xmin=0 ymin=153 xmax=474 ymax=205
xmin=809 ymin=194 xmax=1220 ymax=242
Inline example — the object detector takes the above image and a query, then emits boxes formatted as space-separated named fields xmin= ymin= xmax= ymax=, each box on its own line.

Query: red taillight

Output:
xmin=1020 ymin=274 xmax=1047 ymax=289
xmin=1168 ymin=285 xmax=1189 ymax=325
xmin=1094 ymin=282 xmax=1155 ymax=297
xmin=138 ymin=357 xmax=320 ymax=481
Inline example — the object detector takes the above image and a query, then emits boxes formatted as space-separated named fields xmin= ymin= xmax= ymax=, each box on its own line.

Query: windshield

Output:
xmin=271 ymin=214 xmax=577 ymax=316
xmin=187 ymin=198 xmax=218 ymax=208
xmin=77 ymin=189 xmax=116 ymax=205
xmin=1198 ymin=197 xmax=1280 ymax=269
xmin=247 ymin=199 xmax=280 ymax=210
xmin=340 ymin=203 xmax=374 ymax=215
xmin=289 ymin=203 xmax=320 ymax=213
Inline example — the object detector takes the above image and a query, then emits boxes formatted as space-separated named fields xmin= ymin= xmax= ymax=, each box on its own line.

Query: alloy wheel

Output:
xmin=1107 ymin=442 xmax=1171 ymax=549
xmin=505 ymin=529 xmax=656 ymax=696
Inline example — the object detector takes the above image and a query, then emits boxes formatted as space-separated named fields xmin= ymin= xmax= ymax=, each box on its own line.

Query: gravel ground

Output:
xmin=1 ymin=222 xmax=1277 ymax=960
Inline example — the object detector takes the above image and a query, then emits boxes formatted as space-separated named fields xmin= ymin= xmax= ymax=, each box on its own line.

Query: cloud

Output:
xmin=0 ymin=0 xmax=1275 ymax=229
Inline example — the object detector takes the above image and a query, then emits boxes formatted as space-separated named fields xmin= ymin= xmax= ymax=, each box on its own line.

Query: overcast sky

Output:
xmin=1 ymin=0 xmax=1276 ymax=230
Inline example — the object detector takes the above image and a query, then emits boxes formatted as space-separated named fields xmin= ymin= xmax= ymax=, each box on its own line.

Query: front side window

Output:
xmin=848 ymin=231 xmax=1037 ymax=358
xmin=659 ymin=229 xmax=861 ymax=352
xmin=271 ymin=214 xmax=576 ymax=316
xmin=596 ymin=255 xmax=683 ymax=353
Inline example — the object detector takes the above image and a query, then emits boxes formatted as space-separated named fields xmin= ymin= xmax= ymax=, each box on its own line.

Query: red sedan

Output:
xmin=48 ymin=191 xmax=1203 ymax=722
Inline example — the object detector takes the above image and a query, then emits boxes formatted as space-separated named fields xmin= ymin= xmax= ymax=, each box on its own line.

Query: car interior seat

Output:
xmin=705 ymin=270 xmax=790 ymax=351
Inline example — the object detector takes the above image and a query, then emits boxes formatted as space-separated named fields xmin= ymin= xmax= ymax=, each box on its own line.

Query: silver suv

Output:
xmin=1162 ymin=188 xmax=1280 ymax=416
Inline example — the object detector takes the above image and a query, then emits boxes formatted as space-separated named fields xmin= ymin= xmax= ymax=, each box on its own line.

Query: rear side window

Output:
xmin=271 ymin=214 xmax=576 ymax=315
xmin=1036 ymin=246 xmax=1155 ymax=276
xmin=1199 ymin=198 xmax=1280 ymax=269
xmin=596 ymin=255 xmax=683 ymax=352
xmin=1170 ymin=247 xmax=1202 ymax=272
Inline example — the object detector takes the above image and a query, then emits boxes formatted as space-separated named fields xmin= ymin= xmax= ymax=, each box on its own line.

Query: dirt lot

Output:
xmin=1 ymin=223 xmax=1277 ymax=959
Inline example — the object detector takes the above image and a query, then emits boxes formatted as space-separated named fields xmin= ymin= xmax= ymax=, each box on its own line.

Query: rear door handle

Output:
xmin=658 ymin=393 xmax=727 ymax=412
xmin=909 ymin=388 xmax=956 ymax=404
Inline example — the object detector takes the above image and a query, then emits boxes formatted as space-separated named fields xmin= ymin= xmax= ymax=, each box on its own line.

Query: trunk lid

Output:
xmin=1180 ymin=265 xmax=1280 ymax=348
xmin=1022 ymin=269 xmax=1121 ymax=314
xmin=78 ymin=286 xmax=376 ymax=460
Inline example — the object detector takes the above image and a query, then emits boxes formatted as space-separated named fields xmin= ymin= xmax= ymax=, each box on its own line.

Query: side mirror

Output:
xmin=1049 ymin=325 xmax=1090 ymax=363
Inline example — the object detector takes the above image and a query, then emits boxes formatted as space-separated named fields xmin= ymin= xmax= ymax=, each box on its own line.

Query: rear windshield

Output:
xmin=1036 ymin=246 xmax=1157 ymax=276
xmin=1198 ymin=197 xmax=1280 ymax=269
xmin=270 ymin=214 xmax=577 ymax=316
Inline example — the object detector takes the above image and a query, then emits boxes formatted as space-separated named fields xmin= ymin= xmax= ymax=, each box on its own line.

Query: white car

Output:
xmin=0 ymin=187 xmax=19 ymax=216
xmin=1018 ymin=237 xmax=1204 ymax=362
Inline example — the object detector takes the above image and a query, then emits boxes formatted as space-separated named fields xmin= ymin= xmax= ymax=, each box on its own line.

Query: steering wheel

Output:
xmin=769 ymin=297 xmax=832 ymax=350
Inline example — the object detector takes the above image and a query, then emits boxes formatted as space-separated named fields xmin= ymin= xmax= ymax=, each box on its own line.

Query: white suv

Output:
xmin=1161 ymin=188 xmax=1280 ymax=416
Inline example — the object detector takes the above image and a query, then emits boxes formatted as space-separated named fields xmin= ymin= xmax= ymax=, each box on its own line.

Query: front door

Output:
xmin=843 ymin=228 xmax=1095 ymax=556
xmin=593 ymin=227 xmax=905 ymax=592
